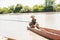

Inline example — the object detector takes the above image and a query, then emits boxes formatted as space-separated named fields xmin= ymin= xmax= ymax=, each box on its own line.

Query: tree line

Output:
xmin=0 ymin=4 xmax=60 ymax=14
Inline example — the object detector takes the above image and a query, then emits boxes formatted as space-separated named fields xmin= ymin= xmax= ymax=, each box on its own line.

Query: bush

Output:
xmin=0 ymin=8 xmax=3 ymax=14
xmin=8 ymin=5 xmax=15 ymax=13
xmin=0 ymin=3 xmax=60 ymax=14
xmin=43 ymin=6 xmax=54 ymax=12
xmin=14 ymin=4 xmax=23 ymax=13
xmin=0 ymin=8 xmax=9 ymax=14
xmin=32 ymin=5 xmax=45 ymax=12
xmin=55 ymin=4 xmax=60 ymax=12
xmin=20 ymin=6 xmax=31 ymax=13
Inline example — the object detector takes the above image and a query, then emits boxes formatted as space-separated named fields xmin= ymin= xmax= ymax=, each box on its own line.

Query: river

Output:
xmin=0 ymin=12 xmax=60 ymax=40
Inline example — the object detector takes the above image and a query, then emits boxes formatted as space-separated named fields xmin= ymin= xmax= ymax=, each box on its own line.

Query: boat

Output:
xmin=5 ymin=37 xmax=15 ymax=40
xmin=41 ymin=27 xmax=60 ymax=35
xmin=0 ymin=35 xmax=15 ymax=40
xmin=27 ymin=27 xmax=60 ymax=40
xmin=7 ymin=37 xmax=15 ymax=40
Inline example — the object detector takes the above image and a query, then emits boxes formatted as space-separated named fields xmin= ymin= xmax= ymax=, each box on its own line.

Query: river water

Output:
xmin=0 ymin=12 xmax=60 ymax=40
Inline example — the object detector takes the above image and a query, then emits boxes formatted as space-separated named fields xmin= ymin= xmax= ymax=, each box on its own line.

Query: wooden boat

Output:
xmin=8 ymin=37 xmax=15 ymax=40
xmin=4 ymin=37 xmax=15 ymax=40
xmin=41 ymin=28 xmax=60 ymax=35
xmin=27 ymin=27 xmax=60 ymax=40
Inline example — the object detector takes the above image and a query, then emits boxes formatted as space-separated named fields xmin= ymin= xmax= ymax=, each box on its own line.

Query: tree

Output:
xmin=55 ymin=4 xmax=60 ymax=12
xmin=45 ymin=0 xmax=55 ymax=12
xmin=8 ymin=5 xmax=15 ymax=13
xmin=38 ymin=5 xmax=45 ymax=12
xmin=0 ymin=8 xmax=3 ymax=14
xmin=32 ymin=5 xmax=39 ymax=12
xmin=43 ymin=6 xmax=53 ymax=12
xmin=32 ymin=5 xmax=45 ymax=12
xmin=14 ymin=4 xmax=23 ymax=13
xmin=1 ymin=7 xmax=9 ymax=14
xmin=20 ymin=6 xmax=31 ymax=13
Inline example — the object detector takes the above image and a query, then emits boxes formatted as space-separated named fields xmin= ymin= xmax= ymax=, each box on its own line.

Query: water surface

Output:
xmin=0 ymin=12 xmax=60 ymax=40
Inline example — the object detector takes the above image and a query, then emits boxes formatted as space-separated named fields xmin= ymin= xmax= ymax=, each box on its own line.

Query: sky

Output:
xmin=0 ymin=0 xmax=60 ymax=7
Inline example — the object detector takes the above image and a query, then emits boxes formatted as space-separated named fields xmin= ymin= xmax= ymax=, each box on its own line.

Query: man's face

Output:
xmin=31 ymin=17 xmax=35 ymax=19
xmin=31 ymin=16 xmax=35 ymax=19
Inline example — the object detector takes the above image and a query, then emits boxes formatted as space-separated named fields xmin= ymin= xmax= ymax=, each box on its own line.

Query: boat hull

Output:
xmin=41 ymin=28 xmax=60 ymax=35
xmin=27 ymin=27 xmax=60 ymax=40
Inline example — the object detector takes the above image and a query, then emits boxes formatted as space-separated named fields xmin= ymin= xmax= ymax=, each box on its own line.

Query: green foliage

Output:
xmin=55 ymin=4 xmax=60 ymax=12
xmin=32 ymin=5 xmax=45 ymax=12
xmin=20 ymin=6 xmax=31 ymax=13
xmin=0 ymin=3 xmax=60 ymax=14
xmin=32 ymin=5 xmax=39 ymax=12
xmin=14 ymin=4 xmax=23 ymax=13
xmin=43 ymin=6 xmax=54 ymax=12
xmin=0 ymin=7 xmax=9 ymax=14
xmin=38 ymin=5 xmax=45 ymax=12
xmin=8 ymin=5 xmax=15 ymax=13
xmin=0 ymin=8 xmax=3 ymax=14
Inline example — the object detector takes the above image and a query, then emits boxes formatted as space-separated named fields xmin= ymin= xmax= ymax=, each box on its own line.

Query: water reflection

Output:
xmin=45 ymin=14 xmax=55 ymax=28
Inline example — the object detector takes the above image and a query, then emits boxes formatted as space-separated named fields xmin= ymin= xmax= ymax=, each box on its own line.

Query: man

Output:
xmin=29 ymin=15 xmax=40 ymax=29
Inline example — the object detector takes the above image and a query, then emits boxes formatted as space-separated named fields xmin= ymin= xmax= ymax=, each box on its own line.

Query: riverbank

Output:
xmin=0 ymin=12 xmax=60 ymax=15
